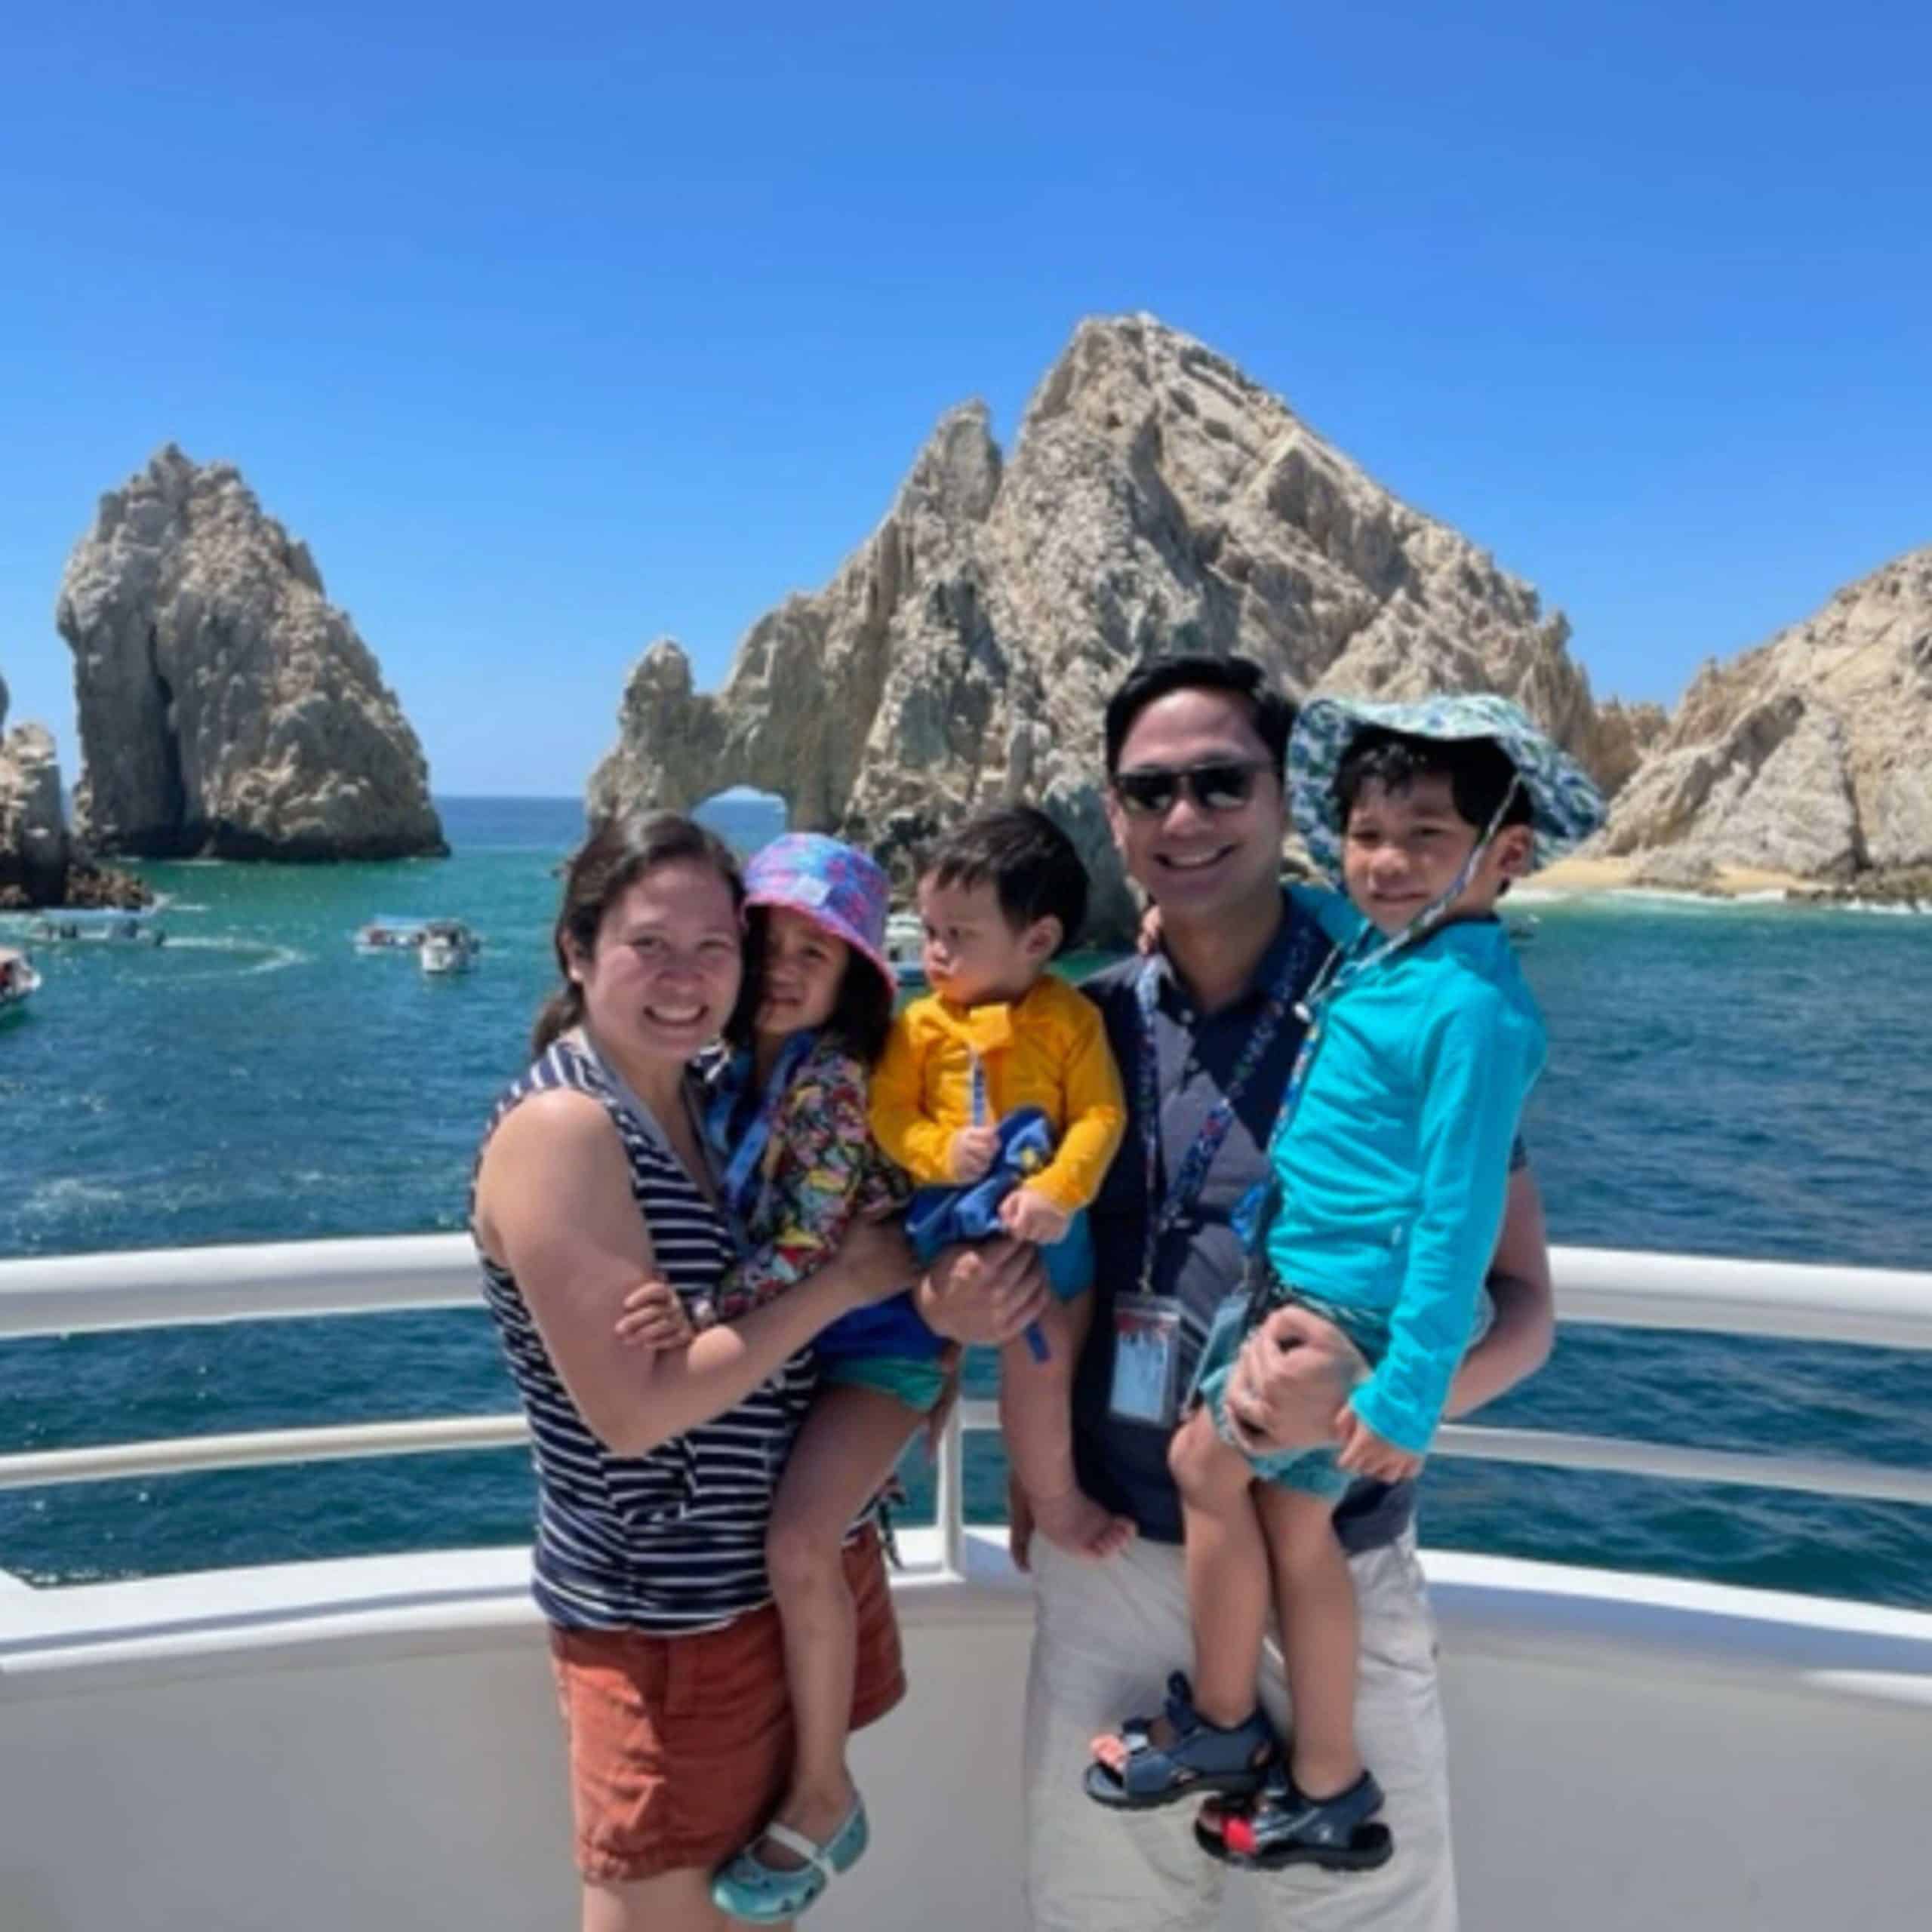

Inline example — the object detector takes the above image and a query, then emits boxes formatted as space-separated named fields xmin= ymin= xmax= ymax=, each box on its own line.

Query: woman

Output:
xmin=472 ymin=812 xmax=913 ymax=1932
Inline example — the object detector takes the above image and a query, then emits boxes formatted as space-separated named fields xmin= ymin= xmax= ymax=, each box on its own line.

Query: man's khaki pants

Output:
xmin=1023 ymin=1528 xmax=1457 ymax=1931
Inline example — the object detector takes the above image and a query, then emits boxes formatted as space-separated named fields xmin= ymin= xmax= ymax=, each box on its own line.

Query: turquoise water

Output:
xmin=2 ymin=798 xmax=1928 ymax=1607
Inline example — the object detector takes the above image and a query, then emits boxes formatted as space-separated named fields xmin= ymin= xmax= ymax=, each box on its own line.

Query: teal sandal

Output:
xmin=709 ymin=1796 xmax=869 ymax=1924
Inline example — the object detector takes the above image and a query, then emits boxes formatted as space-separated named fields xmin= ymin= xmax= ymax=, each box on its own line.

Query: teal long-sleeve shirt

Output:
xmin=1265 ymin=887 xmax=1546 ymax=1455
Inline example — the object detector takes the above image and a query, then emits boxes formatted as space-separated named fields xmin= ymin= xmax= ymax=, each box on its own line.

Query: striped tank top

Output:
xmin=474 ymin=1035 xmax=817 ymax=1632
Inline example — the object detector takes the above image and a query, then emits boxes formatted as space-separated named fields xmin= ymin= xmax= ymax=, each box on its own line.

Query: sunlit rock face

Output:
xmin=58 ymin=445 xmax=445 ymax=860
xmin=592 ymin=313 xmax=1624 ymax=940
xmin=1603 ymin=544 xmax=1932 ymax=884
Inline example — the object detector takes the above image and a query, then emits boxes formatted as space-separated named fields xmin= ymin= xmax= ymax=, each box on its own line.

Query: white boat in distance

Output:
xmin=0 ymin=1238 xmax=1927 ymax=1932
xmin=27 ymin=908 xmax=166 ymax=946
xmin=885 ymin=909 xmax=927 ymax=989
xmin=419 ymin=919 xmax=482 ymax=976
xmin=352 ymin=914 xmax=432 ymax=953
xmin=0 ymin=946 xmax=40 ymax=1022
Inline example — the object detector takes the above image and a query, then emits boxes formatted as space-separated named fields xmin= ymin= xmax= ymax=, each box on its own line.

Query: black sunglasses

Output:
xmin=1111 ymin=759 xmax=1274 ymax=817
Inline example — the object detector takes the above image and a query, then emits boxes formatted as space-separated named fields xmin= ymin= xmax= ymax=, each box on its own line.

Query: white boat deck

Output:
xmin=2 ymin=1237 xmax=1929 ymax=1930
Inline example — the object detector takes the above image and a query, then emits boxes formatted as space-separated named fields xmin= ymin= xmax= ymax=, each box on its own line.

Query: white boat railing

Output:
xmin=2 ymin=1238 xmax=1930 ymax=1563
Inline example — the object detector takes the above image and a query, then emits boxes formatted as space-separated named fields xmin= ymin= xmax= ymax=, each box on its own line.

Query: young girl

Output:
xmin=617 ymin=832 xmax=946 ymax=1925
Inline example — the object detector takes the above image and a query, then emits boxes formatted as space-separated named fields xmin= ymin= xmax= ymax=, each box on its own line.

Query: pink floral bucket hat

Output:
xmin=742 ymin=833 xmax=896 ymax=994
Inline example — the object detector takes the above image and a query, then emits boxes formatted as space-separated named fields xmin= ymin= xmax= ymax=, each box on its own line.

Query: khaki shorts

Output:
xmin=549 ymin=1526 xmax=906 ymax=1884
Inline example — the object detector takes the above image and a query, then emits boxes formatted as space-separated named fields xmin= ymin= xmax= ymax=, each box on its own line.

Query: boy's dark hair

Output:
xmin=727 ymin=907 xmax=894 ymax=1066
xmin=1103 ymin=653 xmax=1297 ymax=777
xmin=922 ymin=806 xmax=1088 ymax=957
xmin=1335 ymin=729 xmax=1535 ymax=835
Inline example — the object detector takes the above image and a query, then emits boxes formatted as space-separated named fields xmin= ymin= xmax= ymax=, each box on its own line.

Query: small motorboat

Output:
xmin=352 ymin=916 xmax=429 ymax=955
xmin=884 ymin=911 xmax=927 ymax=989
xmin=28 ymin=909 xmax=165 ymax=946
xmin=418 ymin=920 xmax=481 ymax=977
xmin=0 ymin=947 xmax=41 ymax=1023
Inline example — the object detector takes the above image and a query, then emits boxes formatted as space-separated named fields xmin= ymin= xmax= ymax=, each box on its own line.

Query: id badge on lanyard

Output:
xmin=1109 ymin=1292 xmax=1183 ymax=1429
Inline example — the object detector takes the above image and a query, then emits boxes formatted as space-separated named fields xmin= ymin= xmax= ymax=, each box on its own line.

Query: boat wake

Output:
xmin=162 ymin=937 xmax=306 ymax=979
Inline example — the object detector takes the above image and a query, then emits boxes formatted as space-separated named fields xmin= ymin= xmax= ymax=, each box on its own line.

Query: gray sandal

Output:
xmin=1084 ymin=1672 xmax=1277 ymax=1810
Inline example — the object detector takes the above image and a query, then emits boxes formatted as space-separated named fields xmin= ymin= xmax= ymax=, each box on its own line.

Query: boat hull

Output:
xmin=2 ymin=1536 xmax=1927 ymax=1932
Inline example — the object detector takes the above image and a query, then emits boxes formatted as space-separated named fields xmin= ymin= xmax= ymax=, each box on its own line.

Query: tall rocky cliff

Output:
xmin=1601 ymin=544 xmax=1932 ymax=884
xmin=591 ymin=314 xmax=1628 ymax=940
xmin=0 ymin=671 xmax=148 ymax=909
xmin=56 ymin=447 xmax=445 ymax=860
xmin=0 ymin=670 xmax=69 ymax=903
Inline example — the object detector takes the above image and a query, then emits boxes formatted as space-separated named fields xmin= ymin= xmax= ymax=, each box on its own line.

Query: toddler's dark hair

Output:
xmin=922 ymin=806 xmax=1088 ymax=958
xmin=728 ymin=906 xmax=895 ymax=1066
xmin=1335 ymin=729 xmax=1534 ymax=837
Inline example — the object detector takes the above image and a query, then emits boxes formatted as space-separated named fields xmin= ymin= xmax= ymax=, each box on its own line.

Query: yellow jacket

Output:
xmin=869 ymin=974 xmax=1127 ymax=1213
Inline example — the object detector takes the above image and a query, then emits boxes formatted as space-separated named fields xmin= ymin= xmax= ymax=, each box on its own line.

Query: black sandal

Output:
xmin=1195 ymin=1767 xmax=1394 ymax=1871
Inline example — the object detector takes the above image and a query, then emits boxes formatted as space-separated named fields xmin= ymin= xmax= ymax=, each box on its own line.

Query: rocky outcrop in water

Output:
xmin=0 ymin=672 xmax=150 ymax=909
xmin=591 ymin=314 xmax=1626 ymax=940
xmin=1601 ymin=544 xmax=1932 ymax=883
xmin=56 ymin=446 xmax=445 ymax=860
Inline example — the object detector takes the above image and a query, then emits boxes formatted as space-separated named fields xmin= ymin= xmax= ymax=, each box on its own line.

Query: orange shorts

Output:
xmin=547 ymin=1527 xmax=906 ymax=1885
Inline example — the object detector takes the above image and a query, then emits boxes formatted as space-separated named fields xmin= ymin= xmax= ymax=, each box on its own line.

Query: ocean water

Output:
xmin=2 ymin=797 xmax=1928 ymax=1607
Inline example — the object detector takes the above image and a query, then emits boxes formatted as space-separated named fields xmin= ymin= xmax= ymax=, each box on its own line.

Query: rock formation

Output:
xmin=0 ymin=671 xmax=69 ymax=903
xmin=0 ymin=672 xmax=149 ymax=909
xmin=1601 ymin=544 xmax=1932 ymax=885
xmin=591 ymin=314 xmax=1627 ymax=940
xmin=56 ymin=447 xmax=445 ymax=860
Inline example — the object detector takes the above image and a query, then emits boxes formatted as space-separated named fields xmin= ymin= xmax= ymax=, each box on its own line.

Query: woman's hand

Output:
xmin=915 ymin=1238 xmax=1051 ymax=1347
xmin=613 ymin=1277 xmax=694 ymax=1352
xmin=1334 ymin=1408 xmax=1423 ymax=1481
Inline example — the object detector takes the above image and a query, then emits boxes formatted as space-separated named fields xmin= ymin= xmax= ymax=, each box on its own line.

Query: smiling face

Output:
xmin=568 ymin=858 xmax=744 ymax=1065
xmin=1106 ymin=685 xmax=1287 ymax=929
xmin=917 ymin=874 xmax=1054 ymax=1009
xmin=1340 ymin=774 xmax=1531 ymax=936
xmin=754 ymin=905 xmax=851 ymax=1042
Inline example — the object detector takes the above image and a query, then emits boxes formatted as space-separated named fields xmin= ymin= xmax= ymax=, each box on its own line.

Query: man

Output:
xmin=921 ymin=654 xmax=1555 ymax=1931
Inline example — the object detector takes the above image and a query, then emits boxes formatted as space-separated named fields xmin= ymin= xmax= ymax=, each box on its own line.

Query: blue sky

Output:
xmin=2 ymin=2 xmax=1927 ymax=796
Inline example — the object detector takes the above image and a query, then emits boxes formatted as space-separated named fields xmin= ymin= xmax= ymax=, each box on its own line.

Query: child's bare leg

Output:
xmin=1000 ymin=1291 xmax=1133 ymax=1561
xmin=761 ymin=1381 xmax=921 ymax=1860
xmin=1090 ymin=1404 xmax=1269 ymax=1777
xmin=1254 ymin=1481 xmax=1363 ymax=1797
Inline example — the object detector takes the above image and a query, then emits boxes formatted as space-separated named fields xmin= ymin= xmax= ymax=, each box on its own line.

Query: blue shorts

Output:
xmin=1189 ymin=1277 xmax=1493 ymax=1501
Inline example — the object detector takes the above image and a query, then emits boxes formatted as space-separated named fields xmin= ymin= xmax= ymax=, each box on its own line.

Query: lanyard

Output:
xmin=1132 ymin=932 xmax=1312 ymax=1297
xmin=704 ymin=1032 xmax=816 ymax=1237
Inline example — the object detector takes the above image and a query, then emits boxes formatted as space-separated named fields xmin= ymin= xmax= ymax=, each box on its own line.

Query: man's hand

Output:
xmin=1223 ymin=1302 xmax=1366 ymax=1456
xmin=998 ymin=1186 xmax=1071 ymax=1246
xmin=949 ymin=1125 xmax=1000 ymax=1182
xmin=613 ymin=1278 xmax=694 ymax=1352
xmin=1334 ymin=1407 xmax=1423 ymax=1481
xmin=915 ymin=1238 xmax=1051 ymax=1348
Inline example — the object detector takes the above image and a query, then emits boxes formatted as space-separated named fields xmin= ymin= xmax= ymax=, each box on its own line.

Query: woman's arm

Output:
xmin=1443 ymin=1164 xmax=1555 ymax=1418
xmin=477 ymin=1090 xmax=911 ymax=1457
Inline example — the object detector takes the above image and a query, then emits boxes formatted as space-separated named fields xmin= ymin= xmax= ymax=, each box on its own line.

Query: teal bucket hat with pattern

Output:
xmin=1289 ymin=692 xmax=1607 ymax=882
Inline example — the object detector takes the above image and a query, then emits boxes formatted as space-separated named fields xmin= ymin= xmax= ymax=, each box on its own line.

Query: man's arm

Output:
xmin=1443 ymin=1165 xmax=1554 ymax=1418
xmin=1223 ymin=1163 xmax=1555 ymax=1454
